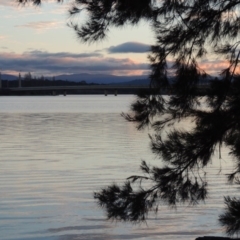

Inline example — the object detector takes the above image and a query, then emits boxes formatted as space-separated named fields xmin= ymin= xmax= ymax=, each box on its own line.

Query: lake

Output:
xmin=0 ymin=95 xmax=238 ymax=240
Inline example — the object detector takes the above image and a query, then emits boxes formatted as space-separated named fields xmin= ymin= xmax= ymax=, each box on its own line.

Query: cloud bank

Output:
xmin=0 ymin=50 xmax=149 ymax=76
xmin=0 ymin=49 xmax=226 ymax=77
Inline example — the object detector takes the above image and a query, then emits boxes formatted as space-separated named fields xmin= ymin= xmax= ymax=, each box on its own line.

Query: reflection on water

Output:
xmin=0 ymin=95 xmax=238 ymax=240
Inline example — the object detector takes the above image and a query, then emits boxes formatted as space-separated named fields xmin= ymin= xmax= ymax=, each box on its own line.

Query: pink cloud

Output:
xmin=15 ymin=21 xmax=63 ymax=31
xmin=200 ymin=60 xmax=237 ymax=75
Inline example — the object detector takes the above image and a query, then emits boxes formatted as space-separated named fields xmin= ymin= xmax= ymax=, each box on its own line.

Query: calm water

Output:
xmin=0 ymin=95 xmax=238 ymax=240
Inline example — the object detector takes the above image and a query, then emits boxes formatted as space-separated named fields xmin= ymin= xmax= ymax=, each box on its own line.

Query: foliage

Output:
xmin=18 ymin=0 xmax=240 ymax=236
xmin=219 ymin=197 xmax=240 ymax=236
xmin=24 ymin=72 xmax=32 ymax=80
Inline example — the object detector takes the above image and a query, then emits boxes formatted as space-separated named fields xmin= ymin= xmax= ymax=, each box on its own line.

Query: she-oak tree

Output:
xmin=18 ymin=0 xmax=240 ymax=236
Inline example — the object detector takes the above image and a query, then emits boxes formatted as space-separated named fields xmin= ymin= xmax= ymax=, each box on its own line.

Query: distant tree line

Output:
xmin=0 ymin=72 xmax=97 ymax=88
xmin=0 ymin=79 xmax=89 ymax=88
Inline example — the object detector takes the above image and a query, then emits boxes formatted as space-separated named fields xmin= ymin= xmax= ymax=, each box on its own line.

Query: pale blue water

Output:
xmin=0 ymin=95 xmax=238 ymax=240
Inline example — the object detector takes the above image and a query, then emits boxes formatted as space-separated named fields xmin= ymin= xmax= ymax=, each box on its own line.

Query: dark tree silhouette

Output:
xmin=17 ymin=0 xmax=240 ymax=236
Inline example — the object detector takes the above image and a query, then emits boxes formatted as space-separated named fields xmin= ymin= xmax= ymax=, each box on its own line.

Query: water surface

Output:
xmin=0 ymin=95 xmax=237 ymax=240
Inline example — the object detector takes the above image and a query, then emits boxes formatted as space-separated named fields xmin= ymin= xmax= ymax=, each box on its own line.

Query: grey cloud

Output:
xmin=108 ymin=42 xmax=151 ymax=53
xmin=26 ymin=50 xmax=103 ymax=58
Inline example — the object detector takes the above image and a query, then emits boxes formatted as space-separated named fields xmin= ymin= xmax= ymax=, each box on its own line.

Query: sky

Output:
xmin=0 ymin=0 xmax=227 ymax=78
xmin=0 ymin=0 xmax=156 ymax=77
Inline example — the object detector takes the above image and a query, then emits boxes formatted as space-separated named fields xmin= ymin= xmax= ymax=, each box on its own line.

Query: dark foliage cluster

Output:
xmin=17 ymin=0 xmax=240 ymax=236
xmin=219 ymin=197 xmax=240 ymax=236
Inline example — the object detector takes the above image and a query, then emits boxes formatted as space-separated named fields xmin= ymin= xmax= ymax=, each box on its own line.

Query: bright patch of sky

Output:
xmin=0 ymin=0 xmax=155 ymax=76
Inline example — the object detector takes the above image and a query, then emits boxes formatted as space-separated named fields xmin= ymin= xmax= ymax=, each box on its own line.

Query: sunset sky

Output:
xmin=0 ymin=0 xmax=226 ymax=77
xmin=0 ymin=0 xmax=155 ymax=77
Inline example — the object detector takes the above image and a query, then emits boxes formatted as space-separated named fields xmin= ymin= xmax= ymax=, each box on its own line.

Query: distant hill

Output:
xmin=55 ymin=73 xmax=148 ymax=84
xmin=1 ymin=74 xmax=17 ymax=81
